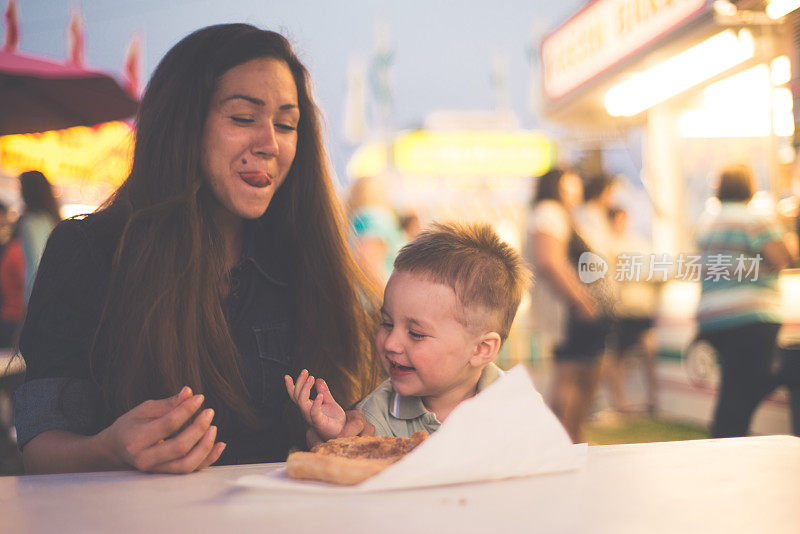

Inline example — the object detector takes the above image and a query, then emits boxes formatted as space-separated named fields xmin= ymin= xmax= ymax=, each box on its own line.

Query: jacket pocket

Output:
xmin=253 ymin=322 xmax=291 ymax=405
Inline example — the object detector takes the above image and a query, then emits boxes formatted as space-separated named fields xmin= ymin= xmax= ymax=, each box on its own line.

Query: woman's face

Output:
xmin=201 ymin=57 xmax=299 ymax=221
xmin=560 ymin=172 xmax=584 ymax=208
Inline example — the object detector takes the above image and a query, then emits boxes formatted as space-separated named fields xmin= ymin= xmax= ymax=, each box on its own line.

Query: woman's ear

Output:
xmin=469 ymin=332 xmax=502 ymax=367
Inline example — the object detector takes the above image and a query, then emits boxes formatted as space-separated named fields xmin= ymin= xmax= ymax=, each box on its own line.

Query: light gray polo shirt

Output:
xmin=355 ymin=362 xmax=504 ymax=438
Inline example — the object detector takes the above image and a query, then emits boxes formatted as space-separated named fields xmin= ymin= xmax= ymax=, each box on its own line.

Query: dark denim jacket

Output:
xmin=14 ymin=209 xmax=304 ymax=464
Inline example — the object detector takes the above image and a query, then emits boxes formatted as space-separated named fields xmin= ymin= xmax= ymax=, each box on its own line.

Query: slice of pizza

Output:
xmin=286 ymin=430 xmax=428 ymax=485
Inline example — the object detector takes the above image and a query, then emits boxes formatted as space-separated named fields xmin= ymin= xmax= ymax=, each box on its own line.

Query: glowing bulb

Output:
xmin=766 ymin=0 xmax=800 ymax=19
xmin=771 ymin=56 xmax=792 ymax=85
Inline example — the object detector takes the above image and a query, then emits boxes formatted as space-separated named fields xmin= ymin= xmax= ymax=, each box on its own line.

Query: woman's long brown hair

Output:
xmin=90 ymin=24 xmax=381 ymax=429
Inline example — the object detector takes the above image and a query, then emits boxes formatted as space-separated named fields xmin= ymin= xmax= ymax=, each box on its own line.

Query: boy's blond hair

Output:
xmin=393 ymin=221 xmax=531 ymax=342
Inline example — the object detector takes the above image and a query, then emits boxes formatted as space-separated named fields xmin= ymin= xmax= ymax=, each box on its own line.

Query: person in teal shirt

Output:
xmin=17 ymin=171 xmax=61 ymax=303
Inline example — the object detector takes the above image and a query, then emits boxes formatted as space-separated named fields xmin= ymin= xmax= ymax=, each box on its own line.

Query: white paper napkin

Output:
xmin=236 ymin=364 xmax=586 ymax=493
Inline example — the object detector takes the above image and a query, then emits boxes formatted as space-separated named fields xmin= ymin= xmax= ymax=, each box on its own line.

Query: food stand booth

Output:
xmin=540 ymin=0 xmax=799 ymax=432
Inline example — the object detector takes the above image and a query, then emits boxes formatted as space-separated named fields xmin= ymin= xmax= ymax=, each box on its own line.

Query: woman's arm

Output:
xmin=532 ymin=231 xmax=598 ymax=320
xmin=22 ymin=430 xmax=124 ymax=474
xmin=23 ymin=387 xmax=225 ymax=474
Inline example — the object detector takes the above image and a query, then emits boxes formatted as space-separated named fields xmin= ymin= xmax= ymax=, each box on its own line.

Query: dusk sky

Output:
xmin=9 ymin=0 xmax=585 ymax=181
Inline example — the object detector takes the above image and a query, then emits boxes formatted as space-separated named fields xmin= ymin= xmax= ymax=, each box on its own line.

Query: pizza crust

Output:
xmin=286 ymin=452 xmax=396 ymax=485
xmin=286 ymin=431 xmax=428 ymax=485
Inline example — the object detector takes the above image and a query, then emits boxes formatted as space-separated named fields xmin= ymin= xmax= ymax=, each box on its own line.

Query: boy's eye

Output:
xmin=408 ymin=331 xmax=426 ymax=340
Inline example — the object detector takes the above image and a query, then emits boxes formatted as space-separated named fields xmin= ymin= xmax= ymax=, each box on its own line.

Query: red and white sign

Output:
xmin=541 ymin=0 xmax=708 ymax=102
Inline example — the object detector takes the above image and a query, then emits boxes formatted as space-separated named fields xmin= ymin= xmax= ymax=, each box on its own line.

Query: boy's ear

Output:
xmin=469 ymin=332 xmax=502 ymax=367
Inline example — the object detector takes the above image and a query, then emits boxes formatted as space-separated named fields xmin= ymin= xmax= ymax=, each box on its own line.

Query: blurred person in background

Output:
xmin=604 ymin=207 xmax=659 ymax=415
xmin=769 ymin=209 xmax=800 ymax=436
xmin=399 ymin=209 xmax=421 ymax=240
xmin=0 ymin=226 xmax=25 ymax=348
xmin=17 ymin=171 xmax=61 ymax=303
xmin=573 ymin=174 xmax=616 ymax=261
xmin=346 ymin=175 xmax=405 ymax=288
xmin=528 ymin=168 xmax=606 ymax=442
xmin=0 ymin=201 xmax=19 ymax=346
xmin=697 ymin=164 xmax=792 ymax=438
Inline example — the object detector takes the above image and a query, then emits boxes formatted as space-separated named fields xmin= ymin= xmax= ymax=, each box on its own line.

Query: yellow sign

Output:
xmin=542 ymin=0 xmax=707 ymax=101
xmin=391 ymin=131 xmax=554 ymax=177
xmin=0 ymin=122 xmax=133 ymax=192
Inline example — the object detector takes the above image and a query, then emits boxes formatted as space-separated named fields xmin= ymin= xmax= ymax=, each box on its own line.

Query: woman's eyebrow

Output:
xmin=222 ymin=94 xmax=264 ymax=106
xmin=221 ymin=95 xmax=299 ymax=111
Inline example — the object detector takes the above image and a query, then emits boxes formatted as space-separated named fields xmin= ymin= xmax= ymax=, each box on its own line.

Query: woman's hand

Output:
xmin=285 ymin=369 xmax=346 ymax=441
xmin=97 ymin=386 xmax=226 ymax=474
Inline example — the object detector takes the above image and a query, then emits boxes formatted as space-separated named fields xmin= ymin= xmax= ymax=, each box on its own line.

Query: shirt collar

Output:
xmin=236 ymin=220 xmax=288 ymax=287
xmin=389 ymin=362 xmax=504 ymax=420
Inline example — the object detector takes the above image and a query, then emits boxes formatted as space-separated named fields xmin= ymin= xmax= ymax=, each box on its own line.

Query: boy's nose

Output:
xmin=381 ymin=330 xmax=403 ymax=354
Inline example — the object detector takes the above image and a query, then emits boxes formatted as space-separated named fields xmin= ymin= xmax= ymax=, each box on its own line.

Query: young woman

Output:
xmin=527 ymin=168 xmax=604 ymax=443
xmin=14 ymin=24 xmax=381 ymax=474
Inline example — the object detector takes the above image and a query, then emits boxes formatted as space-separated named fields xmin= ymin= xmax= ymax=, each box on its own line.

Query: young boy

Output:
xmin=285 ymin=221 xmax=531 ymax=439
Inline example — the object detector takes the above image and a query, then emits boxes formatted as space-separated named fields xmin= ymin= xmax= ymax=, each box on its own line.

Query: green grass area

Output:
xmin=585 ymin=415 xmax=709 ymax=445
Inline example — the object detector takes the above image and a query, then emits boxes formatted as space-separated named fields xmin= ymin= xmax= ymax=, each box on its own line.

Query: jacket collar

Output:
xmin=388 ymin=362 xmax=504 ymax=420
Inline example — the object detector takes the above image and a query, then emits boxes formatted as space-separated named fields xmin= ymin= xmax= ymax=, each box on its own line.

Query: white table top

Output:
xmin=2 ymin=435 xmax=799 ymax=534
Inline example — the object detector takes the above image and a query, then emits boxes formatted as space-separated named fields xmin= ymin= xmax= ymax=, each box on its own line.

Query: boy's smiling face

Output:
xmin=376 ymin=270 xmax=485 ymax=402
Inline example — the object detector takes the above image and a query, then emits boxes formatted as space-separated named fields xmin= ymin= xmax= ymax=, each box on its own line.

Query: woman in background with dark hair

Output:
xmin=528 ymin=168 xmax=601 ymax=442
xmin=18 ymin=171 xmax=61 ymax=303
xmin=14 ymin=24 xmax=381 ymax=474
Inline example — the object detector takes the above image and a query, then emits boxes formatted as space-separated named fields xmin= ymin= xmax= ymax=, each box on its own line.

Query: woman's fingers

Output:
xmin=196 ymin=441 xmax=227 ymax=471
xmin=134 ymin=386 xmax=194 ymax=419
xmin=133 ymin=407 xmax=214 ymax=471
xmin=140 ymin=394 xmax=205 ymax=449
xmin=150 ymin=425 xmax=219 ymax=474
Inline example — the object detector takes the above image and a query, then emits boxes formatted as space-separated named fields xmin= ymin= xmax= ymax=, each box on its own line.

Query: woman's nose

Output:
xmin=251 ymin=123 xmax=279 ymax=158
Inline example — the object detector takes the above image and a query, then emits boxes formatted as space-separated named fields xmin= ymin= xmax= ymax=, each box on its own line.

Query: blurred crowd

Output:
xmin=523 ymin=163 xmax=799 ymax=443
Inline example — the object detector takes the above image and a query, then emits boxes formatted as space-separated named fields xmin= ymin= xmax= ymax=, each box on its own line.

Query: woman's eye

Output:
xmin=409 ymin=331 xmax=426 ymax=340
xmin=275 ymin=123 xmax=297 ymax=131
xmin=231 ymin=116 xmax=254 ymax=124
xmin=380 ymin=321 xmax=392 ymax=329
